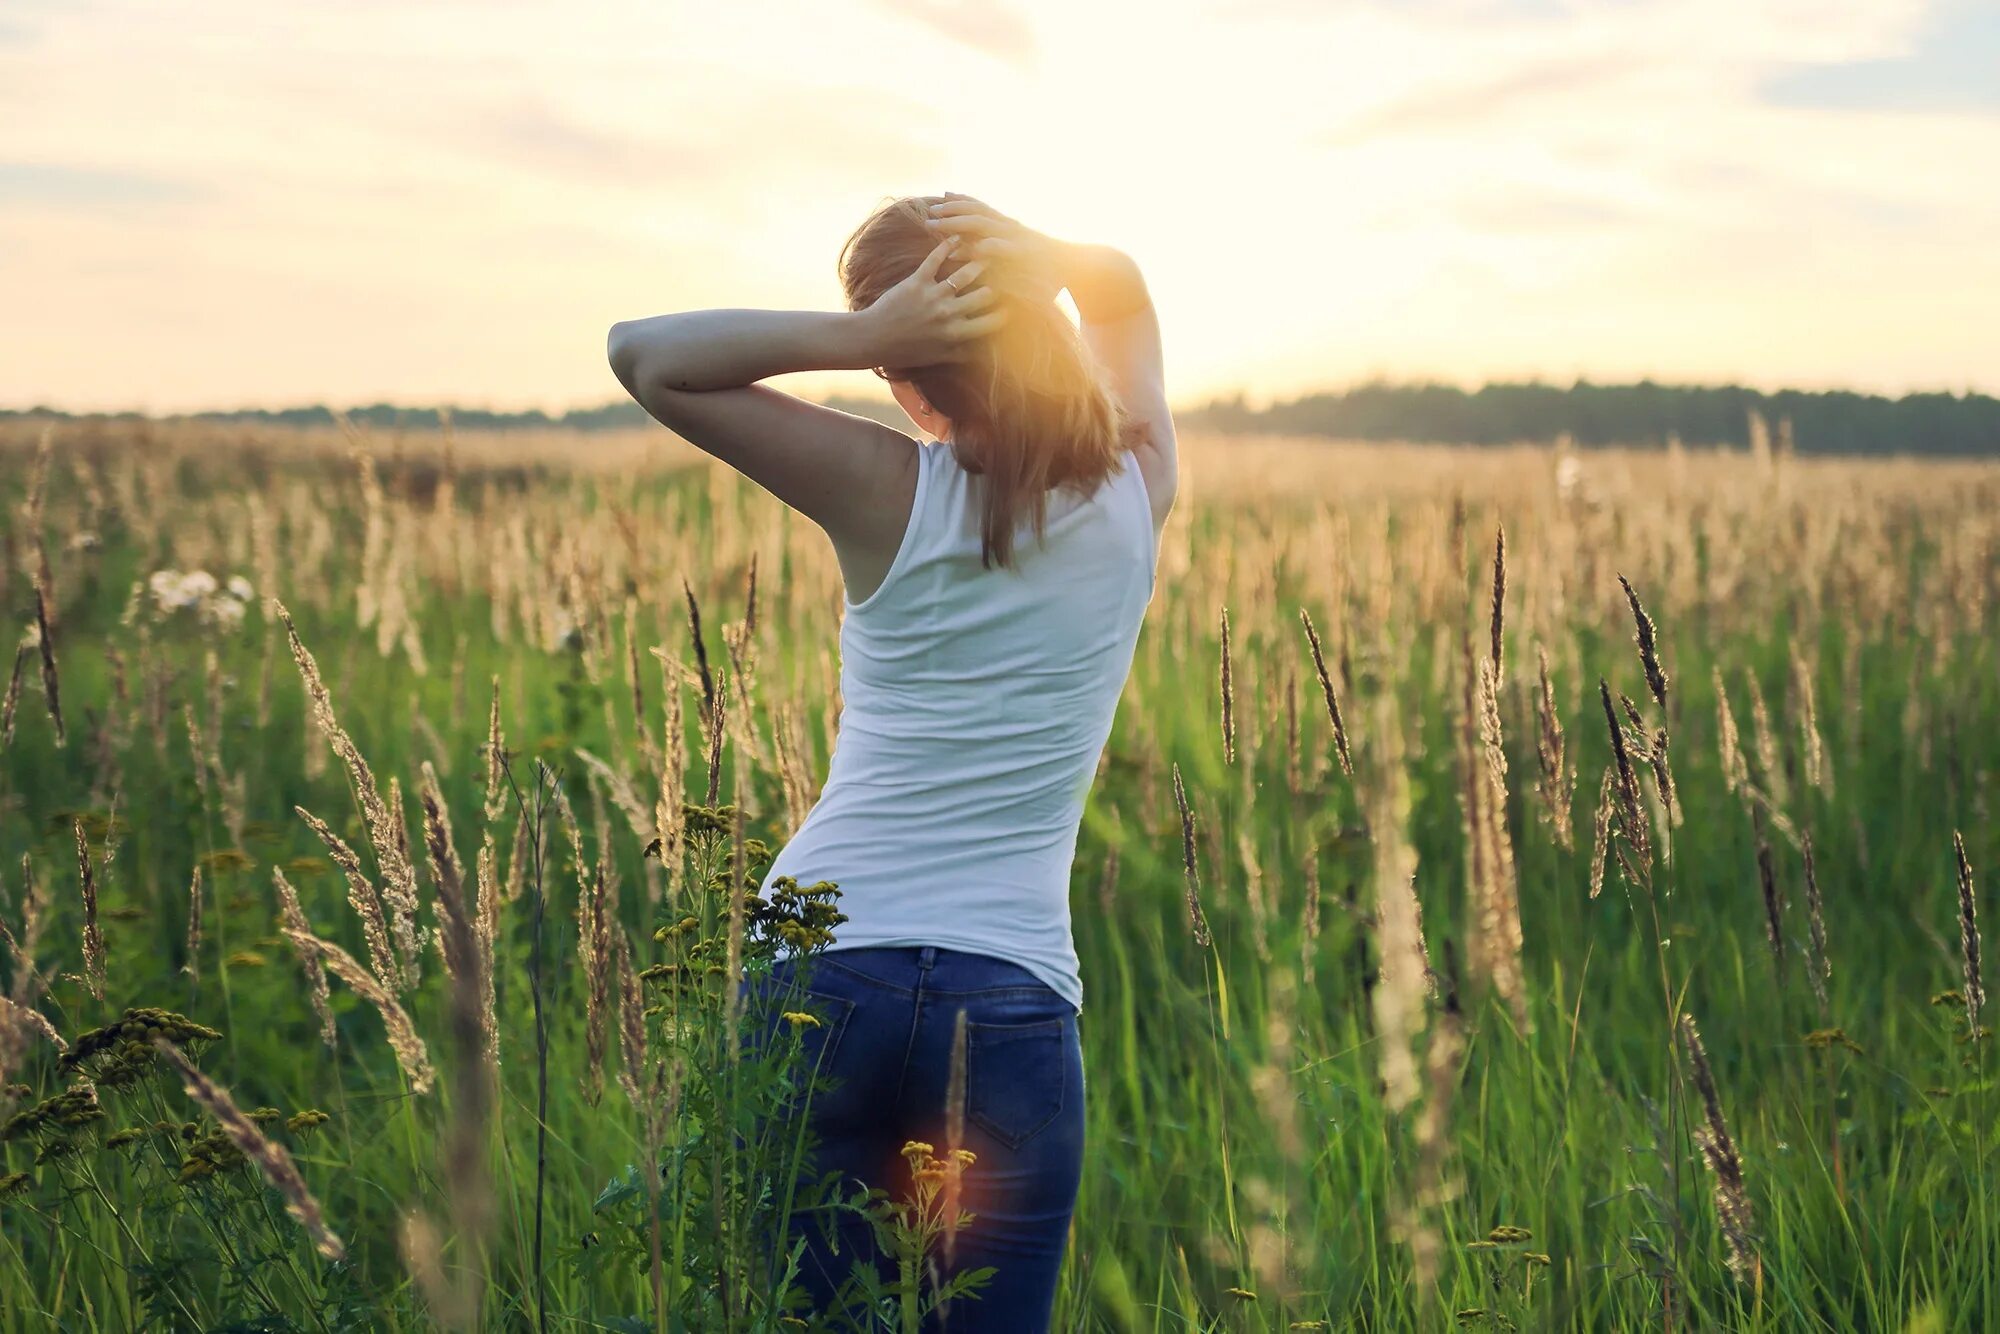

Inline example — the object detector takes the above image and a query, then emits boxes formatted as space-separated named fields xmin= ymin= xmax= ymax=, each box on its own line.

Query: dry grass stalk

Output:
xmin=612 ymin=927 xmax=657 ymax=1115
xmin=1463 ymin=645 xmax=1526 ymax=1026
xmin=1618 ymin=574 xmax=1669 ymax=709
xmin=1 ymin=858 xmax=65 ymax=1083
xmin=419 ymin=774 xmax=493 ymax=1326
xmin=1746 ymin=673 xmax=1783 ymax=802
xmin=482 ymin=675 xmax=508 ymax=824
xmin=1791 ymin=647 xmax=1830 ymax=796
xmin=1753 ymin=808 xmax=1784 ymax=972
xmin=1097 ymin=841 xmax=1121 ymax=916
xmin=682 ymin=577 xmax=716 ymax=723
xmin=1218 ymin=606 xmax=1235 ymax=766
xmin=1598 ymin=679 xmax=1653 ymax=877
xmin=553 ymin=782 xmax=612 ymax=1102
xmin=1369 ymin=688 xmax=1429 ymax=1113
xmin=295 ymin=806 xmax=400 ymax=993
xmin=279 ymin=603 xmax=423 ymax=987
xmin=1532 ymin=646 xmax=1575 ymax=850
xmin=1489 ymin=525 xmax=1506 ymax=687
xmin=272 ymin=868 xmax=338 ymax=1049
xmin=1679 ymin=1015 xmax=1759 ymax=1286
xmin=1170 ymin=763 xmax=1212 ymax=947
xmin=151 ymin=1036 xmax=347 ymax=1261
xmin=723 ymin=797 xmax=749 ymax=1049
xmin=703 ymin=684 xmax=728 ymax=807
xmin=183 ymin=866 xmax=203 ymax=985
xmin=1403 ymin=1002 xmax=1465 ymax=1304
xmin=1714 ymin=667 xmax=1748 ymax=795
xmin=1301 ymin=835 xmax=1321 ymax=986
xmin=1802 ymin=831 xmax=1830 ymax=1019
xmin=943 ymin=1005 xmax=970 ymax=1278
xmin=473 ymin=832 xmax=501 ymax=1073
xmin=1298 ymin=608 xmax=1354 ymax=776
xmin=398 ymin=1209 xmax=466 ymax=1330
xmin=33 ymin=585 xmax=64 ymax=749
xmin=282 ymin=925 xmax=436 ymax=1094
xmin=2 ymin=640 xmax=27 ymax=750
xmin=1283 ymin=666 xmax=1302 ymax=794
xmin=651 ymin=654 xmax=689 ymax=885
xmin=1955 ymin=831 xmax=1983 ymax=1034
xmin=72 ymin=818 xmax=105 ymax=1000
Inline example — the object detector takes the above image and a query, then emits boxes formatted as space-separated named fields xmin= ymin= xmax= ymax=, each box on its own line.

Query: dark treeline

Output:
xmin=7 ymin=380 xmax=1996 ymax=456
xmin=1180 ymin=380 xmax=2000 ymax=457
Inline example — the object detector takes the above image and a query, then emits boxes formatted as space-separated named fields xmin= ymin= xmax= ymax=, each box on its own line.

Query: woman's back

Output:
xmin=762 ymin=438 xmax=1159 ymax=1014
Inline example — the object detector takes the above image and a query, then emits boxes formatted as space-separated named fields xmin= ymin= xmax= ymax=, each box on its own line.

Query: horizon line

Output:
xmin=7 ymin=373 xmax=2000 ymax=422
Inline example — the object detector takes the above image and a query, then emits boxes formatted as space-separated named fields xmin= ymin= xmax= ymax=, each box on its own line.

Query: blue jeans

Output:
xmin=742 ymin=944 xmax=1085 ymax=1332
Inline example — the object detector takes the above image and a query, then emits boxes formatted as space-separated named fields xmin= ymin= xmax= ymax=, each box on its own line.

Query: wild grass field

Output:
xmin=0 ymin=417 xmax=1994 ymax=1332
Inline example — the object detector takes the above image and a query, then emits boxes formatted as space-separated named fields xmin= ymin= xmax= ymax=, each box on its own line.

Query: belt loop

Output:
xmin=918 ymin=945 xmax=938 ymax=971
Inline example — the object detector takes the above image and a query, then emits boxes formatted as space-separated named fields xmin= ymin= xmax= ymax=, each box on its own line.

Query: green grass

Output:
xmin=0 ymin=431 xmax=1994 ymax=1331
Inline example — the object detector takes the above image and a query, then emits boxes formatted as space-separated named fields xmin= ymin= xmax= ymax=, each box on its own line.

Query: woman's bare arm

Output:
xmin=606 ymin=238 xmax=1004 ymax=571
xmin=1062 ymin=243 xmax=1175 ymax=527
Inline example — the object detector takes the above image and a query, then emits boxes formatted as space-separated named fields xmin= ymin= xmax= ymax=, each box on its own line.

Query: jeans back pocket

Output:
xmin=966 ymin=1016 xmax=1067 ymax=1149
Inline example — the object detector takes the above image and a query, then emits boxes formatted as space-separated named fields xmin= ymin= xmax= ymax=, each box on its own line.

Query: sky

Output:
xmin=2 ymin=0 xmax=1996 ymax=415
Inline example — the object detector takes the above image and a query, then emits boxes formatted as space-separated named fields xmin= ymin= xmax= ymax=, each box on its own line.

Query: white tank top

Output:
xmin=762 ymin=438 xmax=1159 ymax=1013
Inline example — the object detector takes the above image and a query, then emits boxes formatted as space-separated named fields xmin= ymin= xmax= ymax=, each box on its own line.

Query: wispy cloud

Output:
xmin=870 ymin=0 xmax=1038 ymax=67
xmin=1326 ymin=55 xmax=1654 ymax=141
xmin=1760 ymin=2 xmax=2000 ymax=114
xmin=0 ymin=163 xmax=206 ymax=210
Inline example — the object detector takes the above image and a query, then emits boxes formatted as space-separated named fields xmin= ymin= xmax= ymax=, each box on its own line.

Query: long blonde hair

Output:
xmin=838 ymin=195 xmax=1145 ymax=569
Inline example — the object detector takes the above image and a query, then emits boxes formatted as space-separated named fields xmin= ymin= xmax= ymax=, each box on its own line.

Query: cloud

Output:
xmin=460 ymin=87 xmax=947 ymax=193
xmin=0 ymin=163 xmax=206 ymax=210
xmin=870 ymin=0 xmax=1038 ymax=67
xmin=1327 ymin=54 xmax=1654 ymax=141
xmin=1759 ymin=2 xmax=2000 ymax=114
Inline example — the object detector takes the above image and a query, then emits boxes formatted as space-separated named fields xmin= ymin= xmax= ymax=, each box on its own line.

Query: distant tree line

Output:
xmin=1178 ymin=380 xmax=2000 ymax=457
xmin=6 ymin=380 xmax=1995 ymax=456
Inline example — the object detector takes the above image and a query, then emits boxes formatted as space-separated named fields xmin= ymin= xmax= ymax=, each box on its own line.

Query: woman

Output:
xmin=607 ymin=192 xmax=1174 ymax=1330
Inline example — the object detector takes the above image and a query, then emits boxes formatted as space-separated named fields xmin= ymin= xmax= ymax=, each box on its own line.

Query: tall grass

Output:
xmin=0 ymin=419 xmax=1994 ymax=1330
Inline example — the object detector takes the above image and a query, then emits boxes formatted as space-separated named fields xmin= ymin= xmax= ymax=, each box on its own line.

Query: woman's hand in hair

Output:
xmin=924 ymin=194 xmax=1069 ymax=307
xmin=860 ymin=235 xmax=1008 ymax=371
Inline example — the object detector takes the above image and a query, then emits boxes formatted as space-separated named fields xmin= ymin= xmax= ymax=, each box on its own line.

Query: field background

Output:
xmin=0 ymin=419 xmax=1995 ymax=1331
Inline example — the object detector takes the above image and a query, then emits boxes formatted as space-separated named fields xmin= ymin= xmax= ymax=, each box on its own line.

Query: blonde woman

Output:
xmin=608 ymin=192 xmax=1173 ymax=1330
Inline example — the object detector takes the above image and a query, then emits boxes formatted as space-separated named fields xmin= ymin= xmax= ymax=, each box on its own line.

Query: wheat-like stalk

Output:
xmin=278 ymin=602 xmax=423 ymax=988
xmin=1714 ymin=666 xmax=1748 ymax=794
xmin=1218 ymin=606 xmax=1236 ymax=766
xmin=1955 ymin=831 xmax=1983 ymax=1034
xmin=183 ymin=865 xmax=203 ymax=986
xmin=33 ymin=585 xmax=64 ymax=750
xmin=72 ymin=819 xmax=104 ymax=1001
xmin=1618 ymin=574 xmax=1669 ymax=709
xmin=1170 ymin=763 xmax=1211 ymax=947
xmin=152 ymin=1036 xmax=347 ymax=1261
xmin=1802 ymin=830 xmax=1831 ymax=1020
xmin=296 ymin=806 xmax=399 ymax=993
xmin=272 ymin=868 xmax=337 ymax=1049
xmin=1298 ymin=607 xmax=1354 ymax=776
xmin=280 ymin=924 xmax=436 ymax=1094
xmin=1680 ymin=1015 xmax=1759 ymax=1285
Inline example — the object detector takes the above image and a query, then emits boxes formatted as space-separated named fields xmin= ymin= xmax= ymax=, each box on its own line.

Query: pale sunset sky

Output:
xmin=2 ymin=0 xmax=1996 ymax=415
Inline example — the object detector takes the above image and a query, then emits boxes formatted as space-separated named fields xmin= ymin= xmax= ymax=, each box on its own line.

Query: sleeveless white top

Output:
xmin=762 ymin=438 xmax=1159 ymax=1013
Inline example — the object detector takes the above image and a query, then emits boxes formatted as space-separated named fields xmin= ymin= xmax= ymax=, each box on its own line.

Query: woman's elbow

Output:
xmin=606 ymin=321 xmax=641 ymax=391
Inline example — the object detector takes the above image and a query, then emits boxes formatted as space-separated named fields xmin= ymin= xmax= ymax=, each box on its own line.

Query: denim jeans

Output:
xmin=741 ymin=944 xmax=1085 ymax=1332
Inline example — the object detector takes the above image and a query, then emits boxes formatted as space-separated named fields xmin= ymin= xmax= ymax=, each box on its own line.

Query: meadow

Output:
xmin=0 ymin=416 xmax=1993 ymax=1331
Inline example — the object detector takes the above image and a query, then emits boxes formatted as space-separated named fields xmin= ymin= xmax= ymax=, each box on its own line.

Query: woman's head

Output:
xmin=838 ymin=194 xmax=1142 ymax=569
